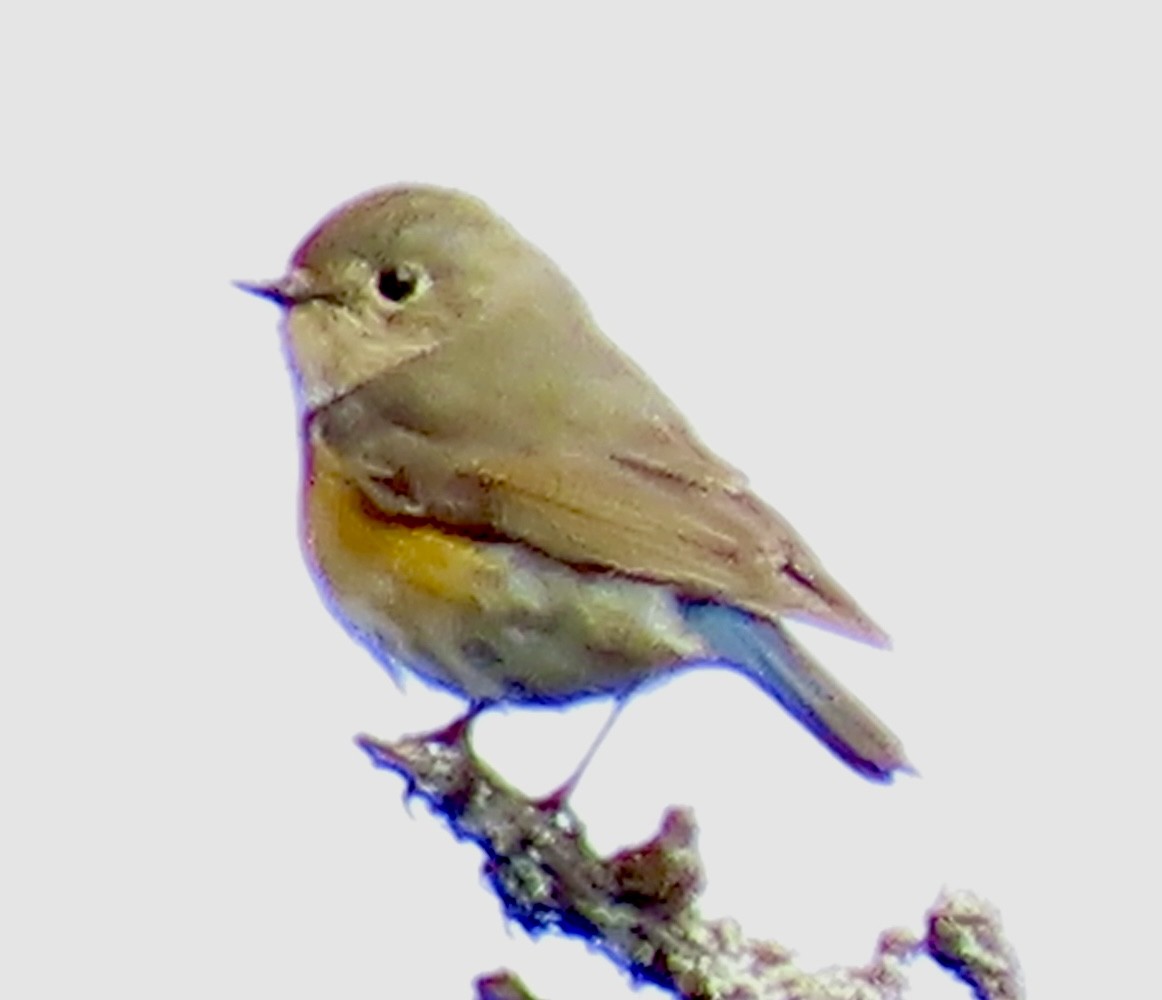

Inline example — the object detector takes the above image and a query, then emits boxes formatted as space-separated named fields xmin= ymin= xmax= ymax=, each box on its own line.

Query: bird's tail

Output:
xmin=680 ymin=601 xmax=910 ymax=782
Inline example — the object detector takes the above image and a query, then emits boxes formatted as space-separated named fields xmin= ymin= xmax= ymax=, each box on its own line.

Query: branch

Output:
xmin=356 ymin=729 xmax=1022 ymax=1000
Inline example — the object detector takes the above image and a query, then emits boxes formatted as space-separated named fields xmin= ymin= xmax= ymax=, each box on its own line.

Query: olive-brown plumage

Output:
xmin=242 ymin=185 xmax=908 ymax=780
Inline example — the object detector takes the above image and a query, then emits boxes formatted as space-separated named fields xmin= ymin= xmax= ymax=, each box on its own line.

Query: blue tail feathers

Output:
xmin=680 ymin=601 xmax=907 ymax=782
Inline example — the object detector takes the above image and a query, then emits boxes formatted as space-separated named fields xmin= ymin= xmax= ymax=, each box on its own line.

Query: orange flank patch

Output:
xmin=304 ymin=439 xmax=492 ymax=604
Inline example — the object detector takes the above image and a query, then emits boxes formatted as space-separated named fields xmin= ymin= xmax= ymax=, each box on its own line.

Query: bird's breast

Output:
xmin=299 ymin=436 xmax=707 ymax=702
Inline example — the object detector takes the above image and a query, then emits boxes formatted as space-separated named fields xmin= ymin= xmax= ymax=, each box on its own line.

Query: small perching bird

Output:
xmin=239 ymin=184 xmax=909 ymax=781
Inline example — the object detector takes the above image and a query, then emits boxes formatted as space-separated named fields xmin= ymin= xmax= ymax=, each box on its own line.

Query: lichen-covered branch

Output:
xmin=357 ymin=729 xmax=1022 ymax=1000
xmin=475 ymin=970 xmax=540 ymax=1000
xmin=926 ymin=891 xmax=1023 ymax=1000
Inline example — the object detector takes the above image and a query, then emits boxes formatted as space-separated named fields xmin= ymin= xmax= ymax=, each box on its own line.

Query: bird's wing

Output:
xmin=312 ymin=387 xmax=888 ymax=646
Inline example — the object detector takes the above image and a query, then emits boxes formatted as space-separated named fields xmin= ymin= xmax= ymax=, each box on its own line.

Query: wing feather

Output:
xmin=312 ymin=377 xmax=888 ymax=645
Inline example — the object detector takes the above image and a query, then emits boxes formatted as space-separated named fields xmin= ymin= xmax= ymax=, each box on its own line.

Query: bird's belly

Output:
xmin=302 ymin=458 xmax=707 ymax=702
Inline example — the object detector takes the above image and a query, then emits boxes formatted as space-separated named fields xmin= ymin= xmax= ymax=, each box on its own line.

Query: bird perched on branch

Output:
xmin=240 ymin=184 xmax=908 ymax=781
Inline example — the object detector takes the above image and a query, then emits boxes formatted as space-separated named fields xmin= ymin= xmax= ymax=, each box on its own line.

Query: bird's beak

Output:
xmin=235 ymin=269 xmax=315 ymax=307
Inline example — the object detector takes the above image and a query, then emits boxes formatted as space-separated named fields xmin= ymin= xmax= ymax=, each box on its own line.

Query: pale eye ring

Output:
xmin=375 ymin=263 xmax=426 ymax=303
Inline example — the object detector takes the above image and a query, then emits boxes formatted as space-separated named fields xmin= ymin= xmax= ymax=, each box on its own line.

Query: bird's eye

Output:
xmin=376 ymin=264 xmax=423 ymax=303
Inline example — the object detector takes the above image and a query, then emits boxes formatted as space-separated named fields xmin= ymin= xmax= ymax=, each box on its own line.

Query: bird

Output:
xmin=239 ymin=184 xmax=909 ymax=782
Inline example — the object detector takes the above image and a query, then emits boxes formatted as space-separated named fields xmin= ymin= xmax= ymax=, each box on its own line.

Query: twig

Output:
xmin=357 ymin=729 xmax=1022 ymax=1000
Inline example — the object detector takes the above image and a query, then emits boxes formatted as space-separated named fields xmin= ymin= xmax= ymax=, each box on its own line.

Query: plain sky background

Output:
xmin=3 ymin=4 xmax=1158 ymax=998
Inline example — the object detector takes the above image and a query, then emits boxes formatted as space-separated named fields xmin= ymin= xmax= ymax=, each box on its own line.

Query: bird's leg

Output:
xmin=535 ymin=697 xmax=629 ymax=813
xmin=420 ymin=701 xmax=487 ymax=747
